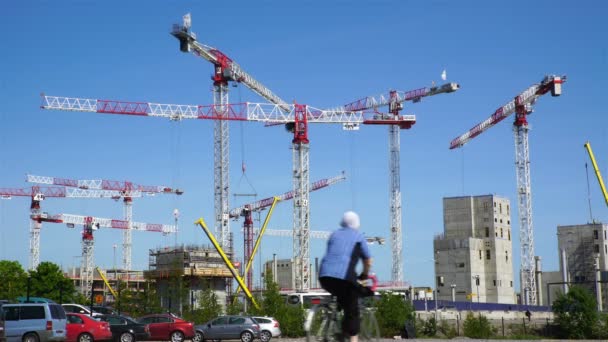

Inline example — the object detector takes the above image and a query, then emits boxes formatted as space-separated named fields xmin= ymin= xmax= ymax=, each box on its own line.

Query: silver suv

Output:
xmin=252 ymin=317 xmax=280 ymax=342
xmin=3 ymin=303 xmax=67 ymax=342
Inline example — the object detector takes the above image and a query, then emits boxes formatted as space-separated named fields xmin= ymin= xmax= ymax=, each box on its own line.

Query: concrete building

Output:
xmin=66 ymin=267 xmax=146 ymax=305
xmin=144 ymin=245 xmax=232 ymax=312
xmin=434 ymin=195 xmax=516 ymax=304
xmin=264 ymin=258 xmax=294 ymax=290
xmin=557 ymin=223 xmax=608 ymax=310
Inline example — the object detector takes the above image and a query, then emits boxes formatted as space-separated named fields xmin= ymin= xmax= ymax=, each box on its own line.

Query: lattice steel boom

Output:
xmin=449 ymin=75 xmax=565 ymax=305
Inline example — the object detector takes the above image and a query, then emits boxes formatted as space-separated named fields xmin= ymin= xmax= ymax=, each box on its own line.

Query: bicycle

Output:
xmin=304 ymin=275 xmax=380 ymax=342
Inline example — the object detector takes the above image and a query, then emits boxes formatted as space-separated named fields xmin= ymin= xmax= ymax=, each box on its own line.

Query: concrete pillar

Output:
xmin=314 ymin=257 xmax=319 ymax=288
xmin=596 ymin=254 xmax=603 ymax=311
xmin=535 ymin=256 xmax=543 ymax=306
xmin=561 ymin=249 xmax=569 ymax=293
xmin=272 ymin=254 xmax=277 ymax=283
xmin=451 ymin=284 xmax=456 ymax=302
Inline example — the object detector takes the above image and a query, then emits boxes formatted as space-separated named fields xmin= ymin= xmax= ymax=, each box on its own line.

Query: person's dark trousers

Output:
xmin=320 ymin=276 xmax=360 ymax=336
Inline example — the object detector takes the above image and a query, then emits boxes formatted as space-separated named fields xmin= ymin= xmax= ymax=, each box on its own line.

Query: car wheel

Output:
xmin=78 ymin=333 xmax=93 ymax=342
xmin=240 ymin=331 xmax=253 ymax=342
xmin=259 ymin=331 xmax=271 ymax=342
xmin=23 ymin=333 xmax=39 ymax=342
xmin=119 ymin=332 xmax=134 ymax=342
xmin=193 ymin=331 xmax=204 ymax=342
xmin=170 ymin=331 xmax=185 ymax=342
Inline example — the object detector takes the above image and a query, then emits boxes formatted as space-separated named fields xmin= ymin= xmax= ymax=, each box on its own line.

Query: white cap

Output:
xmin=340 ymin=211 xmax=360 ymax=229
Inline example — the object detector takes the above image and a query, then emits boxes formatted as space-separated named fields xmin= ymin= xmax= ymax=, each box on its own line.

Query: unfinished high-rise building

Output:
xmin=434 ymin=195 xmax=516 ymax=304
xmin=145 ymin=245 xmax=232 ymax=312
xmin=557 ymin=223 xmax=608 ymax=310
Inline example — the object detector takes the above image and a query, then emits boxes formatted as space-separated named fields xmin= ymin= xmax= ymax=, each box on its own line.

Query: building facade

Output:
xmin=264 ymin=258 xmax=294 ymax=290
xmin=434 ymin=195 xmax=515 ymax=304
xmin=557 ymin=223 xmax=608 ymax=310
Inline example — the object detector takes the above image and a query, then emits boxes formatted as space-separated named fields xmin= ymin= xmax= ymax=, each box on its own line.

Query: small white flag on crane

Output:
xmin=183 ymin=13 xmax=192 ymax=30
xmin=441 ymin=69 xmax=447 ymax=81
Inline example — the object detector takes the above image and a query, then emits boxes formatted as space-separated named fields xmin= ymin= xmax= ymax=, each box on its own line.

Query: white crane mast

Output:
xmin=450 ymin=75 xmax=565 ymax=305
xmin=332 ymin=82 xmax=460 ymax=284
xmin=171 ymin=18 xmax=290 ymax=253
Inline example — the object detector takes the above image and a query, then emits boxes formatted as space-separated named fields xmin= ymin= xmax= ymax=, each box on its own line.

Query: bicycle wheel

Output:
xmin=305 ymin=304 xmax=341 ymax=342
xmin=359 ymin=308 xmax=380 ymax=342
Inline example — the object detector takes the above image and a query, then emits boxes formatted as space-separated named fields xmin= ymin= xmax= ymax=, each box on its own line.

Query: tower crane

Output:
xmin=333 ymin=82 xmax=460 ymax=284
xmin=41 ymin=95 xmax=409 ymax=291
xmin=0 ymin=185 xmax=142 ymax=270
xmin=31 ymin=211 xmax=175 ymax=298
xmin=450 ymin=75 xmax=565 ymax=305
xmin=172 ymin=14 xmax=290 ymax=253
xmin=26 ymin=174 xmax=183 ymax=271
xmin=230 ymin=172 xmax=346 ymax=288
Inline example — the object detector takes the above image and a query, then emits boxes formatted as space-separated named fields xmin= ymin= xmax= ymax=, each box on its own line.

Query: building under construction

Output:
xmin=145 ymin=245 xmax=232 ymax=312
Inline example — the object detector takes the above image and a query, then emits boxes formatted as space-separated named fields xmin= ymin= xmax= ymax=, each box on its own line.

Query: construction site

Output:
xmin=1 ymin=3 xmax=606 ymax=319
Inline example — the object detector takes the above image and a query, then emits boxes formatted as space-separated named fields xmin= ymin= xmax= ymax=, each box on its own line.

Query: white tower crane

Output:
xmin=171 ymin=16 xmax=290 ymax=252
xmin=336 ymin=82 xmax=460 ymax=283
xmin=26 ymin=174 xmax=182 ymax=270
xmin=0 ymin=185 xmax=143 ymax=270
xmin=450 ymin=75 xmax=565 ymax=305
xmin=31 ymin=212 xmax=175 ymax=298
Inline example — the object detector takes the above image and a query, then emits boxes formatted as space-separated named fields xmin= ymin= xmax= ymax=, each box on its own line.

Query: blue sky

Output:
xmin=0 ymin=1 xmax=606 ymax=292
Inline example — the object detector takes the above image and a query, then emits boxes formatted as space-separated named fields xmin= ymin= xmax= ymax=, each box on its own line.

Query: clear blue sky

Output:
xmin=0 ymin=1 xmax=606 ymax=292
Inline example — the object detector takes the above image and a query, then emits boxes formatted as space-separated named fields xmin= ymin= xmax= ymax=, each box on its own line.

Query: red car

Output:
xmin=137 ymin=314 xmax=194 ymax=342
xmin=66 ymin=313 xmax=113 ymax=342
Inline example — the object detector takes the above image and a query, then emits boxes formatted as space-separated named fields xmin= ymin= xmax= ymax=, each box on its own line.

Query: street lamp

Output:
xmin=473 ymin=275 xmax=480 ymax=303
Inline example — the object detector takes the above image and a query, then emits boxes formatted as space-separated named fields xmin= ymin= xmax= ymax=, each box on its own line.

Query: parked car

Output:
xmin=252 ymin=317 xmax=280 ymax=341
xmin=90 ymin=307 xmax=117 ymax=316
xmin=66 ymin=313 xmax=112 ymax=342
xmin=97 ymin=315 xmax=149 ymax=342
xmin=62 ymin=305 xmax=102 ymax=318
xmin=193 ymin=316 xmax=260 ymax=342
xmin=0 ymin=300 xmax=8 ymax=342
xmin=137 ymin=314 xmax=194 ymax=342
xmin=3 ymin=302 xmax=67 ymax=342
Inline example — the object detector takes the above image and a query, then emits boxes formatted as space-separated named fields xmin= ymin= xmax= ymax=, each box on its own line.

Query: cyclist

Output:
xmin=319 ymin=211 xmax=373 ymax=342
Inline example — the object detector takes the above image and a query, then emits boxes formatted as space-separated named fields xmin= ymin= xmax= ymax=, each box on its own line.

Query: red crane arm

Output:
xmin=449 ymin=75 xmax=565 ymax=149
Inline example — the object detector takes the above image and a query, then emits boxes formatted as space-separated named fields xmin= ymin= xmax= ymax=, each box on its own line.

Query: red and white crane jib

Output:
xmin=26 ymin=174 xmax=183 ymax=196
xmin=0 ymin=186 xmax=138 ymax=200
xmin=449 ymin=75 xmax=566 ymax=149
xmin=41 ymin=95 xmax=374 ymax=126
xmin=343 ymin=83 xmax=460 ymax=112
xmin=228 ymin=172 xmax=347 ymax=218
xmin=29 ymin=213 xmax=177 ymax=234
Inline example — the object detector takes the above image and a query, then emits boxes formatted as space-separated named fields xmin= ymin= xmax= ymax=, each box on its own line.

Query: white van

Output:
xmin=3 ymin=303 xmax=66 ymax=342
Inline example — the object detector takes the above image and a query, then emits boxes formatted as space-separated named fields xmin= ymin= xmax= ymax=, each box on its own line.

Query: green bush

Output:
xmin=437 ymin=319 xmax=457 ymax=338
xmin=421 ymin=316 xmax=437 ymax=337
xmin=463 ymin=312 xmax=495 ymax=339
xmin=374 ymin=293 xmax=414 ymax=337
xmin=552 ymin=285 xmax=599 ymax=339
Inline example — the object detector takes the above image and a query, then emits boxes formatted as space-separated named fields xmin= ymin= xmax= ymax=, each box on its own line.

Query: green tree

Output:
xmin=552 ymin=285 xmax=599 ymax=339
xmin=190 ymin=289 xmax=223 ymax=324
xmin=375 ymin=293 xmax=414 ymax=337
xmin=226 ymin=297 xmax=244 ymax=315
xmin=0 ymin=260 xmax=28 ymax=301
xmin=420 ymin=316 xmax=437 ymax=337
xmin=463 ymin=312 xmax=494 ymax=339
xmin=29 ymin=261 xmax=77 ymax=303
